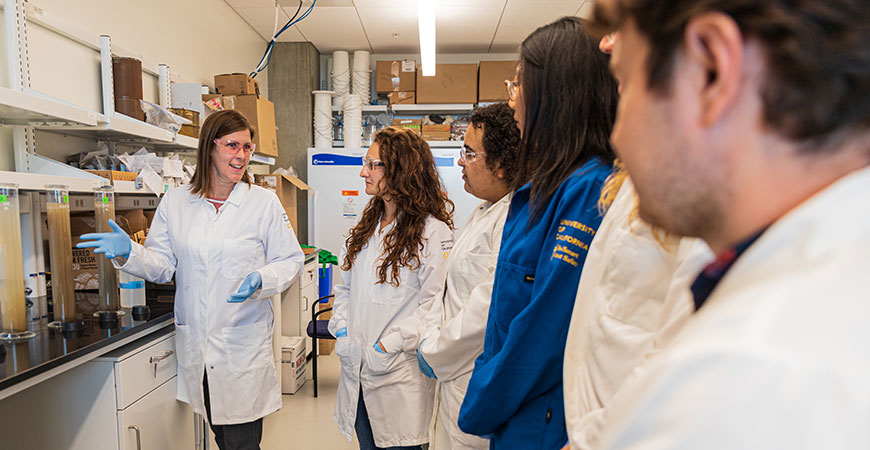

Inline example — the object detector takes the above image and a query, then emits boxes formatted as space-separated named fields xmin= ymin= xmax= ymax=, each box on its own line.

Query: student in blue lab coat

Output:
xmin=458 ymin=17 xmax=618 ymax=449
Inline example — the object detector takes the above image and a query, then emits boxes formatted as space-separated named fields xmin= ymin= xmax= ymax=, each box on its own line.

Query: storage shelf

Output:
xmin=37 ymin=113 xmax=196 ymax=150
xmin=0 ymin=170 xmax=102 ymax=193
xmin=0 ymin=87 xmax=99 ymax=126
xmin=250 ymin=154 xmax=276 ymax=165
xmin=332 ymin=105 xmax=388 ymax=113
xmin=391 ymin=104 xmax=475 ymax=114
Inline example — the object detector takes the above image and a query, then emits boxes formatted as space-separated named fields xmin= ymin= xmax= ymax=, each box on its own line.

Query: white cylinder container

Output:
xmin=343 ymin=94 xmax=363 ymax=149
xmin=313 ymin=90 xmax=335 ymax=149
xmin=331 ymin=51 xmax=350 ymax=108
xmin=352 ymin=50 xmax=371 ymax=105
xmin=119 ymin=270 xmax=146 ymax=308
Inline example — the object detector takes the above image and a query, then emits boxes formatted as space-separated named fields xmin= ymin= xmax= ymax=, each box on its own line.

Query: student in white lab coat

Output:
xmin=416 ymin=102 xmax=520 ymax=450
xmin=78 ymin=110 xmax=304 ymax=450
xmin=560 ymin=35 xmax=713 ymax=450
xmin=328 ymin=127 xmax=454 ymax=450
xmin=587 ymin=1 xmax=870 ymax=448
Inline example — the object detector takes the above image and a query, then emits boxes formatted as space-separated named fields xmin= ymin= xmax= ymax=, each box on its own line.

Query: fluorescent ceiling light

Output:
xmin=418 ymin=0 xmax=436 ymax=76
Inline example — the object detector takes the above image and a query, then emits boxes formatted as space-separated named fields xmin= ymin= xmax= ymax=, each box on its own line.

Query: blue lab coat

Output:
xmin=458 ymin=159 xmax=611 ymax=449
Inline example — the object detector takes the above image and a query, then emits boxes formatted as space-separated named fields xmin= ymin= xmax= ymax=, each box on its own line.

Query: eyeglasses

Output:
xmin=460 ymin=148 xmax=486 ymax=163
xmin=362 ymin=157 xmax=385 ymax=171
xmin=505 ymin=79 xmax=519 ymax=101
xmin=214 ymin=139 xmax=256 ymax=155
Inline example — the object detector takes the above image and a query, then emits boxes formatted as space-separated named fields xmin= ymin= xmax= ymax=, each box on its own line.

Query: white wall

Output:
xmin=0 ymin=0 xmax=269 ymax=171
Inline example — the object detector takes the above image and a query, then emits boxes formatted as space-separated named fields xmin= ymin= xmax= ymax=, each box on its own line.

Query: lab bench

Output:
xmin=0 ymin=292 xmax=198 ymax=449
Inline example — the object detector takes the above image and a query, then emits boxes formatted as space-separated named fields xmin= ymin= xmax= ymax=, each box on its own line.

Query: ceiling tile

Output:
xmin=437 ymin=6 xmax=504 ymax=53
xmin=292 ymin=6 xmax=371 ymax=53
xmin=357 ymin=6 xmax=418 ymax=53
xmin=491 ymin=2 xmax=583 ymax=49
xmin=225 ymin=0 xmax=275 ymax=8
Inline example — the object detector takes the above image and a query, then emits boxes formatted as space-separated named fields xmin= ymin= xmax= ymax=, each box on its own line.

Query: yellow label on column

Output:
xmin=102 ymin=196 xmax=109 ymax=204
xmin=0 ymin=194 xmax=7 ymax=203
xmin=63 ymin=195 xmax=69 ymax=203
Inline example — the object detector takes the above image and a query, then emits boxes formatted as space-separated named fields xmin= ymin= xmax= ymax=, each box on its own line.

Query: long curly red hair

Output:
xmin=341 ymin=127 xmax=454 ymax=286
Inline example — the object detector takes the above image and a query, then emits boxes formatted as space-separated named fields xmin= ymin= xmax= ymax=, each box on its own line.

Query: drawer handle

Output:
xmin=149 ymin=350 xmax=174 ymax=364
xmin=129 ymin=425 xmax=142 ymax=450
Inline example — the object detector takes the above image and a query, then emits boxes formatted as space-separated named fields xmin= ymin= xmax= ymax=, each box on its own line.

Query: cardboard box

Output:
xmin=392 ymin=118 xmax=422 ymax=135
xmin=422 ymin=124 xmax=451 ymax=141
xmin=234 ymin=95 xmax=278 ymax=157
xmin=280 ymin=336 xmax=307 ymax=394
xmin=254 ymin=174 xmax=311 ymax=235
xmin=86 ymin=170 xmax=138 ymax=185
xmin=388 ymin=91 xmax=416 ymax=105
xmin=478 ymin=61 xmax=519 ymax=102
xmin=376 ymin=60 xmax=417 ymax=93
xmin=214 ymin=73 xmax=260 ymax=96
xmin=416 ymin=64 xmax=478 ymax=104
xmin=70 ymin=215 xmax=98 ymax=290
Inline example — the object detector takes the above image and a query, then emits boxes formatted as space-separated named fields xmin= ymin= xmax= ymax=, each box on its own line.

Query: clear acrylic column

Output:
xmin=0 ymin=183 xmax=34 ymax=341
xmin=94 ymin=186 xmax=122 ymax=317
xmin=46 ymin=185 xmax=80 ymax=329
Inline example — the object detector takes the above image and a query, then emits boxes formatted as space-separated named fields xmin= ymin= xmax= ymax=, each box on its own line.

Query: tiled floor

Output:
xmin=208 ymin=353 xmax=356 ymax=449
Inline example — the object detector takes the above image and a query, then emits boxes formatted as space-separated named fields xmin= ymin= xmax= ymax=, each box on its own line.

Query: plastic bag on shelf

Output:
xmin=140 ymin=99 xmax=192 ymax=133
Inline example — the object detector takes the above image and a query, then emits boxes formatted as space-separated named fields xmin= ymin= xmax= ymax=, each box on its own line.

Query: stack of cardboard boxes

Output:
xmin=204 ymin=73 xmax=278 ymax=158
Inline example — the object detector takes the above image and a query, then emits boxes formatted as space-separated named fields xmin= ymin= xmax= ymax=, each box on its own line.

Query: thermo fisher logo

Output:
xmin=311 ymin=154 xmax=364 ymax=166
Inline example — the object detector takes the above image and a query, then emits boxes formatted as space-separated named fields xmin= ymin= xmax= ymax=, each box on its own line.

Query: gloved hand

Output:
xmin=374 ymin=341 xmax=387 ymax=354
xmin=417 ymin=340 xmax=437 ymax=379
xmin=227 ymin=272 xmax=263 ymax=303
xmin=334 ymin=327 xmax=347 ymax=338
xmin=76 ymin=219 xmax=132 ymax=259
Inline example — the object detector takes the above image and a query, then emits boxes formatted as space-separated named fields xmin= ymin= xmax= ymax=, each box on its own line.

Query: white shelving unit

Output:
xmin=0 ymin=87 xmax=99 ymax=127
xmin=332 ymin=104 xmax=388 ymax=114
xmin=391 ymin=103 xmax=475 ymax=114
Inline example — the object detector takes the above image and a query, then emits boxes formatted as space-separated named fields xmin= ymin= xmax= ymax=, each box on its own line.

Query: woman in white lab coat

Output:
xmin=78 ymin=110 xmax=304 ymax=450
xmin=328 ymin=127 xmax=454 ymax=450
xmin=415 ymin=103 xmax=520 ymax=450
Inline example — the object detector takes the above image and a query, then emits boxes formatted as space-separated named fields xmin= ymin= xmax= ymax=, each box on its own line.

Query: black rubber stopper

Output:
xmin=62 ymin=320 xmax=84 ymax=333
xmin=131 ymin=305 xmax=151 ymax=321
xmin=98 ymin=311 xmax=119 ymax=323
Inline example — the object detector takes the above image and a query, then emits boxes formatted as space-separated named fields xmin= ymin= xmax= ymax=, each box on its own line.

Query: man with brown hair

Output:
xmin=589 ymin=0 xmax=870 ymax=448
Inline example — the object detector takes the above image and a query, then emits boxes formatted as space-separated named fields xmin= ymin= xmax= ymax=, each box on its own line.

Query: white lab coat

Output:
xmin=600 ymin=167 xmax=870 ymax=449
xmin=562 ymin=180 xmax=712 ymax=449
xmin=420 ymin=194 xmax=510 ymax=450
xmin=328 ymin=215 xmax=453 ymax=447
xmin=117 ymin=183 xmax=304 ymax=425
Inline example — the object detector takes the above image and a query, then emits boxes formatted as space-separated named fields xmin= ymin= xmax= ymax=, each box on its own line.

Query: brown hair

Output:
xmin=593 ymin=0 xmax=870 ymax=150
xmin=516 ymin=17 xmax=618 ymax=220
xmin=189 ymin=110 xmax=255 ymax=197
xmin=341 ymin=127 xmax=454 ymax=286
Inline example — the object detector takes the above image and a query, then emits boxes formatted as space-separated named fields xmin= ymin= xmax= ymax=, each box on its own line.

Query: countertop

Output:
xmin=0 ymin=290 xmax=175 ymax=401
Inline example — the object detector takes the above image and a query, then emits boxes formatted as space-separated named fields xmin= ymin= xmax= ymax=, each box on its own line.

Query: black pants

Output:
xmin=203 ymin=371 xmax=263 ymax=450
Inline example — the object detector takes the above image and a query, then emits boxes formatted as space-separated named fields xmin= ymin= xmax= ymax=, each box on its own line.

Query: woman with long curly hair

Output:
xmin=328 ymin=127 xmax=454 ymax=450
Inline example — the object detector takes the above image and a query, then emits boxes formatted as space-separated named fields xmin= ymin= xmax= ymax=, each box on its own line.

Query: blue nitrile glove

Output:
xmin=227 ymin=272 xmax=263 ymax=303
xmin=374 ymin=341 xmax=387 ymax=354
xmin=417 ymin=339 xmax=437 ymax=379
xmin=77 ymin=219 xmax=132 ymax=259
xmin=334 ymin=327 xmax=347 ymax=338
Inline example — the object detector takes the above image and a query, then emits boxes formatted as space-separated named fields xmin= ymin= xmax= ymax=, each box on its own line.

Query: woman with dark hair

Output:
xmin=78 ymin=110 xmax=304 ymax=450
xmin=328 ymin=127 xmax=454 ymax=450
xmin=457 ymin=17 xmax=618 ymax=449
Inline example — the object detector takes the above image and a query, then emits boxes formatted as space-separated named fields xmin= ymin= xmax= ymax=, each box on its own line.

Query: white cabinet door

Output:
xmin=118 ymin=377 xmax=195 ymax=450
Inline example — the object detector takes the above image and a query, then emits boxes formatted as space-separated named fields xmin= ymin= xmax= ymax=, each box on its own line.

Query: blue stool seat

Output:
xmin=307 ymin=320 xmax=334 ymax=339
